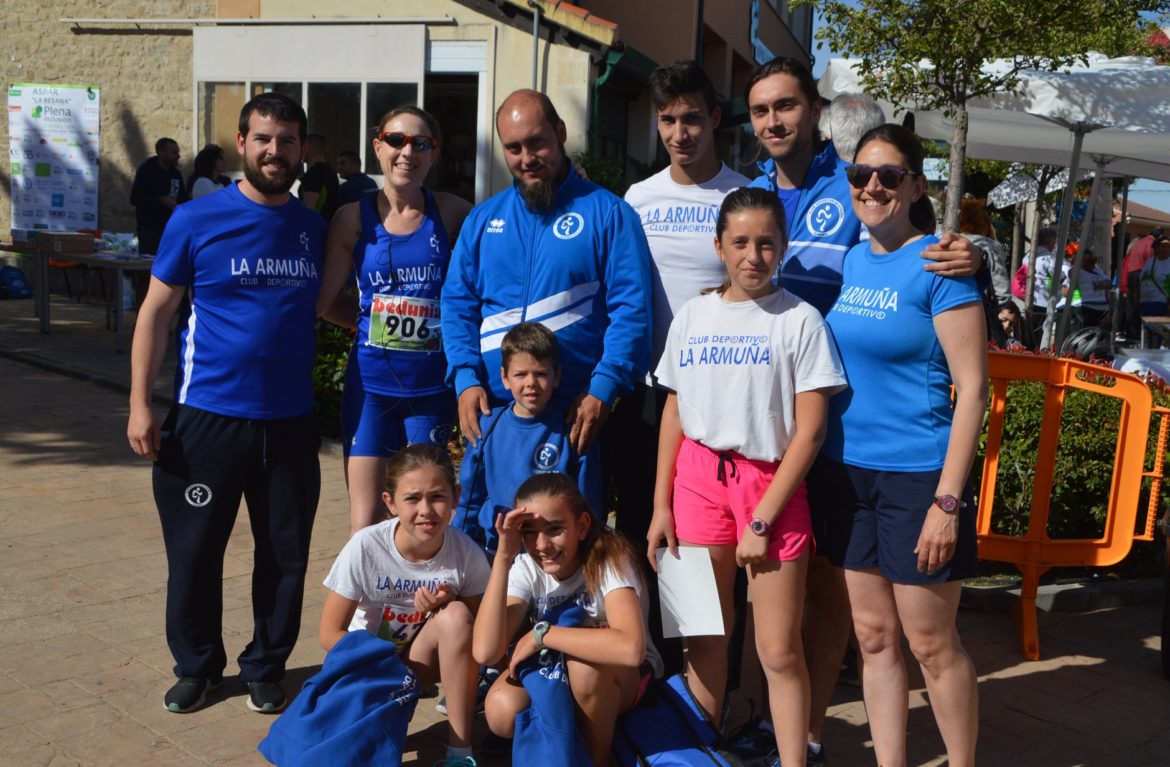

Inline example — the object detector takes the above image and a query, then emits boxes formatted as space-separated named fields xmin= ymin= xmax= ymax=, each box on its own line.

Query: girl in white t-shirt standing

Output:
xmin=648 ymin=187 xmax=847 ymax=767
xmin=473 ymin=473 xmax=662 ymax=766
xmin=319 ymin=444 xmax=490 ymax=766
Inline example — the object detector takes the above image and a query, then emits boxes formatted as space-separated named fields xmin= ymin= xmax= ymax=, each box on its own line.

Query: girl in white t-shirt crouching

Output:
xmin=319 ymin=444 xmax=490 ymax=766
xmin=648 ymin=187 xmax=847 ymax=767
xmin=473 ymin=473 xmax=662 ymax=766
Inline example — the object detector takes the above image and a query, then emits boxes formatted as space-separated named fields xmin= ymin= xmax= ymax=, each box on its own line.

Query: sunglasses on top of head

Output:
xmin=845 ymin=164 xmax=919 ymax=190
xmin=379 ymin=132 xmax=438 ymax=152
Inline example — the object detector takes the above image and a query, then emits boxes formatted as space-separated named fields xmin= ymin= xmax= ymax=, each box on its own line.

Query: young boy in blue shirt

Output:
xmin=453 ymin=322 xmax=603 ymax=556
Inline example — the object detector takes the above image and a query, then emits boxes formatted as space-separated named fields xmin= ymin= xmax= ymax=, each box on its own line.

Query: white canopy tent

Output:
xmin=819 ymin=53 xmax=1170 ymax=346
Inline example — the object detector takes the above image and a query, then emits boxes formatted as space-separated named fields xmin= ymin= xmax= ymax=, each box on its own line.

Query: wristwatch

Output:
xmin=748 ymin=518 xmax=771 ymax=537
xmin=532 ymin=620 xmax=551 ymax=651
xmin=933 ymin=495 xmax=966 ymax=513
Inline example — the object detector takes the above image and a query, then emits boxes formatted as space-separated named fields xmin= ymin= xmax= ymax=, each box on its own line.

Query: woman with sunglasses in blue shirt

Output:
xmin=813 ymin=123 xmax=986 ymax=767
xmin=319 ymin=106 xmax=472 ymax=536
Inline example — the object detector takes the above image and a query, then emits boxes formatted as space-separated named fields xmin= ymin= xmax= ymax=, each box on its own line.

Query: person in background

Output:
xmin=1121 ymin=227 xmax=1165 ymax=341
xmin=130 ymin=137 xmax=184 ymax=255
xmin=337 ymin=149 xmax=378 ymax=205
xmin=300 ymin=133 xmax=341 ymax=221
xmin=996 ymin=301 xmax=1035 ymax=350
xmin=823 ymin=92 xmax=885 ymax=167
xmin=959 ymin=198 xmax=1011 ymax=346
xmin=1028 ymin=227 xmax=1063 ymax=339
xmin=1140 ymin=236 xmax=1170 ymax=346
xmin=1070 ymin=247 xmax=1111 ymax=329
xmin=187 ymin=144 xmax=226 ymax=199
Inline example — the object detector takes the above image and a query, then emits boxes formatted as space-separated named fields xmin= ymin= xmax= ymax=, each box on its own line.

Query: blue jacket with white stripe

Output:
xmin=442 ymin=169 xmax=652 ymax=410
xmin=748 ymin=141 xmax=862 ymax=315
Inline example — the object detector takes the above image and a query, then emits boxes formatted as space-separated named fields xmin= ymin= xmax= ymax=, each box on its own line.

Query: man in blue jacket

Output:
xmin=442 ymin=89 xmax=652 ymax=457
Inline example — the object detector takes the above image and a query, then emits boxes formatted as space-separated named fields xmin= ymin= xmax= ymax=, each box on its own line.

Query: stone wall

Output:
xmin=1 ymin=1 xmax=215 ymax=235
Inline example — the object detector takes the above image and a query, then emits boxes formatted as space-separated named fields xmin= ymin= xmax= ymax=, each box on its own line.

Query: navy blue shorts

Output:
xmin=341 ymin=381 xmax=454 ymax=458
xmin=808 ymin=456 xmax=977 ymax=584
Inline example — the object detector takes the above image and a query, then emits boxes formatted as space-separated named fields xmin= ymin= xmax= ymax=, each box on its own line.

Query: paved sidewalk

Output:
xmin=2 ymin=299 xmax=1170 ymax=765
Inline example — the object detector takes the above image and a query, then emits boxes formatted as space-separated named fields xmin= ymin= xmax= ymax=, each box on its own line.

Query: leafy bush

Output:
xmin=313 ymin=321 xmax=352 ymax=439
xmin=976 ymin=352 xmax=1169 ymax=576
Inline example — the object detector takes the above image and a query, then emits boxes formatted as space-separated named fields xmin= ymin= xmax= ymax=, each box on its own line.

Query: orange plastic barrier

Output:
xmin=978 ymin=352 xmax=1168 ymax=660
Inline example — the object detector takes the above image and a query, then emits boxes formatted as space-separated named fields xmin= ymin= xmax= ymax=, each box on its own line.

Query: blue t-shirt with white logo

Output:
xmin=822 ymin=236 xmax=980 ymax=471
xmin=152 ymin=183 xmax=326 ymax=419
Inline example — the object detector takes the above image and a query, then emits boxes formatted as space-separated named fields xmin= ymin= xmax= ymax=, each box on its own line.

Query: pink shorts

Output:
xmin=672 ymin=438 xmax=813 ymax=562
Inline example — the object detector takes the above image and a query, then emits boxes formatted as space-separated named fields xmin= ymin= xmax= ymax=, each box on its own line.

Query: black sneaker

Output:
xmin=245 ymin=680 xmax=287 ymax=713
xmin=725 ymin=717 xmax=775 ymax=763
xmin=164 ymin=677 xmax=219 ymax=713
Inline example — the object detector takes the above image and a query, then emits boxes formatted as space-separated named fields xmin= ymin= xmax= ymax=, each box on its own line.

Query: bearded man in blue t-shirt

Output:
xmin=128 ymin=92 xmax=326 ymax=717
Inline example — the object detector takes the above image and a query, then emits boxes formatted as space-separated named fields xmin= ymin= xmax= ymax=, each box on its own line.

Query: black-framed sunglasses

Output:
xmin=379 ymin=132 xmax=438 ymax=152
xmin=846 ymin=164 xmax=919 ymax=190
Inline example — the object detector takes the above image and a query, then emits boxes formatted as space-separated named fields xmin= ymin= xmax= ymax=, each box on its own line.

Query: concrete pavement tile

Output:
xmin=25 ymin=699 xmax=124 ymax=742
xmin=0 ymin=688 xmax=92 ymax=727
xmin=0 ymin=673 xmax=25 ymax=695
xmin=111 ymin=635 xmax=180 ymax=676
xmin=0 ymin=613 xmax=84 ymax=650
xmin=166 ymin=717 xmax=275 ymax=763
xmin=0 ymin=723 xmax=49 ymax=753
xmin=7 ymin=643 xmax=131 ymax=688
xmin=32 ymin=679 xmax=105 ymax=711
xmin=44 ymin=720 xmax=188 ymax=767
xmin=0 ymin=743 xmax=81 ymax=767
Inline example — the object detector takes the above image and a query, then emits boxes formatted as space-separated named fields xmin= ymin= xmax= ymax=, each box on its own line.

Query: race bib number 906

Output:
xmin=368 ymin=294 xmax=441 ymax=353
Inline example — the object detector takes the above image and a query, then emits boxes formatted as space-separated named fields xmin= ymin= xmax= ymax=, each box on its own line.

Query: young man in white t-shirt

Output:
xmin=615 ymin=60 xmax=749 ymax=546
xmin=612 ymin=59 xmax=749 ymax=677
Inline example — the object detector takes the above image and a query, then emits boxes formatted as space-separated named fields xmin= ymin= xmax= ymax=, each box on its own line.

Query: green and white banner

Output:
xmin=8 ymin=83 xmax=100 ymax=231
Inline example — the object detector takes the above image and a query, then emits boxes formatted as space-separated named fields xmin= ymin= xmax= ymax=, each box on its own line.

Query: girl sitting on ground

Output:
xmin=319 ymin=444 xmax=490 ymax=766
xmin=473 ymin=473 xmax=662 ymax=766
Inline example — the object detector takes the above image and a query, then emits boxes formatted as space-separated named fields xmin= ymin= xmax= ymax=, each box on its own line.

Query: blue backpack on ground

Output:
xmin=258 ymin=630 xmax=418 ymax=767
xmin=612 ymin=673 xmax=746 ymax=766
xmin=0 ymin=266 xmax=31 ymax=299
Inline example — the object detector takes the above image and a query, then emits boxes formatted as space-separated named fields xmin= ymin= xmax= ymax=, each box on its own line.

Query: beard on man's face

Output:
xmin=243 ymin=151 xmax=299 ymax=195
xmin=520 ymin=179 xmax=556 ymax=213
xmin=515 ymin=145 xmax=568 ymax=213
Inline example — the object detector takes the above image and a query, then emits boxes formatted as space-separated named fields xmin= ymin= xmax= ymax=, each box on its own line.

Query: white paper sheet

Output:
xmin=655 ymin=547 xmax=725 ymax=638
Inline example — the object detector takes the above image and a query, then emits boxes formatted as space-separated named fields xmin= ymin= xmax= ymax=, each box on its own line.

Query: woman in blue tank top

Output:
xmin=318 ymin=106 xmax=472 ymax=535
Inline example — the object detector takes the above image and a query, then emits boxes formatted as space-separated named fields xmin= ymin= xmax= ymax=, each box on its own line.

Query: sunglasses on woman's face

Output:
xmin=379 ymin=132 xmax=438 ymax=151
xmin=846 ymin=164 xmax=918 ymax=190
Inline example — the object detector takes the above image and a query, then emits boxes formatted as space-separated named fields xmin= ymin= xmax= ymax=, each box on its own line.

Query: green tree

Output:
xmin=803 ymin=0 xmax=1167 ymax=231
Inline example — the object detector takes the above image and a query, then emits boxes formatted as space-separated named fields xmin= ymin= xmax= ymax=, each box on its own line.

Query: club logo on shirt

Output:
xmin=487 ymin=218 xmax=506 ymax=234
xmin=806 ymin=198 xmax=845 ymax=238
xmin=299 ymin=230 xmax=311 ymax=253
xmin=534 ymin=443 xmax=560 ymax=471
xmin=184 ymin=483 xmax=212 ymax=507
xmin=552 ymin=212 xmax=584 ymax=240
xmin=430 ymin=234 xmax=441 ymax=254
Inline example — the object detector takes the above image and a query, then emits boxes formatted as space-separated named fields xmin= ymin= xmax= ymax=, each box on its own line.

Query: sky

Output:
xmin=806 ymin=4 xmax=1170 ymax=216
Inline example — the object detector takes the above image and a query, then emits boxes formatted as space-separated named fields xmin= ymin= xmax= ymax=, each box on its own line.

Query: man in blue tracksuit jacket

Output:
xmin=748 ymin=142 xmax=860 ymax=315
xmin=442 ymin=88 xmax=652 ymax=455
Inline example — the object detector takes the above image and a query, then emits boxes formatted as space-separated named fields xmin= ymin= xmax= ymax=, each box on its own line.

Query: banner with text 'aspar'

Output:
xmin=7 ymin=83 xmax=100 ymax=231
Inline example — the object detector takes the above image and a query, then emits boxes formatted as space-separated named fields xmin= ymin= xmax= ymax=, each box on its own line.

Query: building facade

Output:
xmin=1 ymin=0 xmax=812 ymax=235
